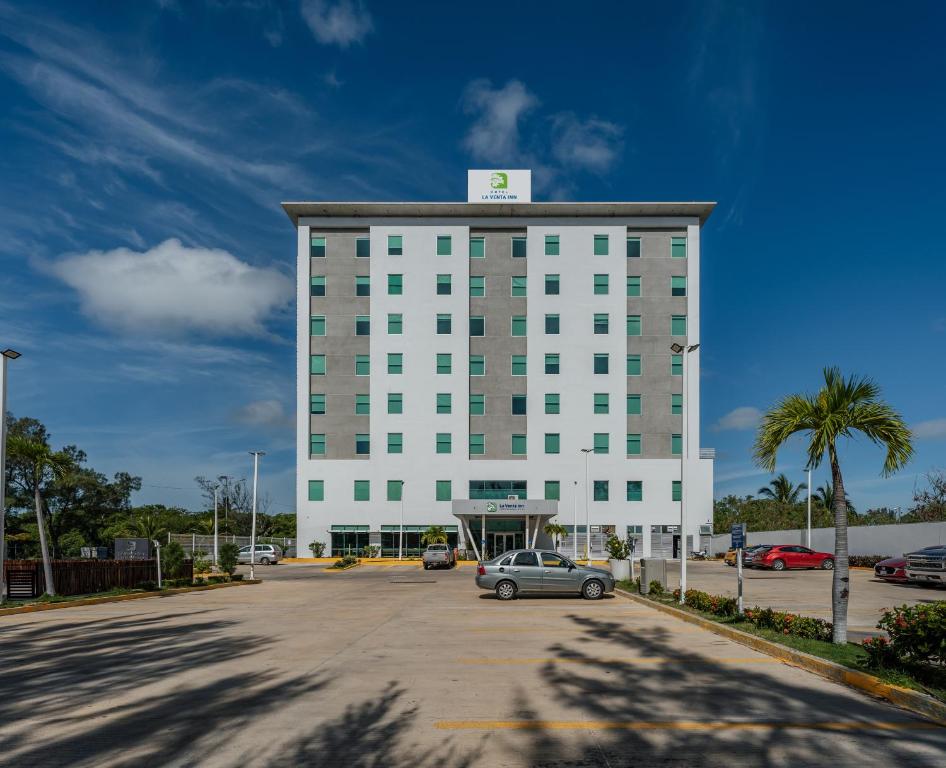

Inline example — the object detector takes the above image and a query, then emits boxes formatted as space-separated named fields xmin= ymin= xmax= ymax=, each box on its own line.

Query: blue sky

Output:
xmin=2 ymin=0 xmax=945 ymax=515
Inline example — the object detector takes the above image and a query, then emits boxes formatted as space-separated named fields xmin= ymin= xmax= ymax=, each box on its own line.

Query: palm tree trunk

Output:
xmin=829 ymin=445 xmax=848 ymax=644
xmin=34 ymin=486 xmax=56 ymax=596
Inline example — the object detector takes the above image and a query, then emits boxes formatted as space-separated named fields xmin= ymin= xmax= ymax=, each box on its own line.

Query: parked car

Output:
xmin=905 ymin=545 xmax=946 ymax=586
xmin=422 ymin=543 xmax=456 ymax=570
xmin=724 ymin=544 xmax=772 ymax=567
xmin=753 ymin=545 xmax=834 ymax=571
xmin=874 ymin=547 xmax=942 ymax=583
xmin=236 ymin=544 xmax=281 ymax=565
xmin=475 ymin=549 xmax=615 ymax=600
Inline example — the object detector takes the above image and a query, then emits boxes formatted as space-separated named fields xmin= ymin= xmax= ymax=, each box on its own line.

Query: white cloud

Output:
xmin=233 ymin=399 xmax=293 ymax=429
xmin=461 ymin=79 xmax=539 ymax=163
xmin=913 ymin=419 xmax=946 ymax=440
xmin=550 ymin=113 xmax=623 ymax=173
xmin=300 ymin=0 xmax=373 ymax=48
xmin=46 ymin=239 xmax=293 ymax=337
xmin=713 ymin=406 xmax=763 ymax=432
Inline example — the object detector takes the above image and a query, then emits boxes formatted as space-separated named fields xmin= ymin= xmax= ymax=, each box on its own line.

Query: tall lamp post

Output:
xmin=212 ymin=483 xmax=220 ymax=568
xmin=248 ymin=451 xmax=265 ymax=580
xmin=670 ymin=342 xmax=699 ymax=604
xmin=572 ymin=480 xmax=578 ymax=560
xmin=580 ymin=448 xmax=593 ymax=562
xmin=0 ymin=348 xmax=22 ymax=606
xmin=398 ymin=480 xmax=405 ymax=560
xmin=805 ymin=465 xmax=812 ymax=549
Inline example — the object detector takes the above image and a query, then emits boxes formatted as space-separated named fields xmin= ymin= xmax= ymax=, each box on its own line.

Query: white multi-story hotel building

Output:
xmin=285 ymin=173 xmax=715 ymax=559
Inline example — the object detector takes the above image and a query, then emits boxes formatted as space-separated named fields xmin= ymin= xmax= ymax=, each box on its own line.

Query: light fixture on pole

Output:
xmin=805 ymin=465 xmax=812 ymax=549
xmin=0 ymin=348 xmax=22 ymax=606
xmin=580 ymin=448 xmax=593 ymax=562
xmin=670 ymin=341 xmax=699 ymax=604
xmin=398 ymin=480 xmax=405 ymax=561
xmin=248 ymin=451 xmax=265 ymax=581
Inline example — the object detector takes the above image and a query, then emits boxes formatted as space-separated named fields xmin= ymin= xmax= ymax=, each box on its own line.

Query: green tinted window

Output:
xmin=436 ymin=313 xmax=452 ymax=334
xmin=627 ymin=276 xmax=641 ymax=297
xmin=310 ymin=315 xmax=326 ymax=336
xmin=627 ymin=394 xmax=642 ymax=415
xmin=593 ymin=313 xmax=608 ymax=334
xmin=355 ymin=315 xmax=369 ymax=336
xmin=388 ymin=273 xmax=403 ymax=294
xmin=626 ymin=237 xmax=641 ymax=258
xmin=671 ymin=354 xmax=683 ymax=376
xmin=671 ymin=276 xmax=687 ymax=296
xmin=437 ymin=235 xmax=452 ymax=255
xmin=436 ymin=393 xmax=452 ymax=414
xmin=545 ymin=314 xmax=560 ymax=334
xmin=593 ymin=234 xmax=609 ymax=255
xmin=545 ymin=394 xmax=560 ymax=414
xmin=387 ymin=353 xmax=403 ymax=374
xmin=356 ymin=238 xmax=370 ymax=258
xmin=388 ymin=235 xmax=402 ymax=255
xmin=470 ymin=316 xmax=485 ymax=336
xmin=671 ymin=315 xmax=687 ymax=336
xmin=672 ymin=480 xmax=682 ymax=501
xmin=512 ymin=355 xmax=527 ymax=376
xmin=511 ymin=236 xmax=527 ymax=258
xmin=671 ymin=237 xmax=687 ymax=258
xmin=310 ymin=236 xmax=326 ymax=258
xmin=388 ymin=313 xmax=402 ymax=334
xmin=544 ymin=235 xmax=559 ymax=255
xmin=544 ymin=433 xmax=560 ymax=454
xmin=671 ymin=393 xmax=682 ymax=415
xmin=469 ymin=433 xmax=485 ymax=455
xmin=545 ymin=273 xmax=560 ymax=294
xmin=470 ymin=276 xmax=485 ymax=296
xmin=355 ymin=394 xmax=370 ymax=415
xmin=511 ymin=434 xmax=527 ymax=455
xmin=436 ymin=353 xmax=452 ymax=374
xmin=469 ymin=355 xmax=485 ymax=376
xmin=593 ymin=274 xmax=609 ymax=294
xmin=354 ymin=480 xmax=370 ymax=501
xmin=387 ymin=393 xmax=403 ymax=414
xmin=593 ymin=432 xmax=609 ymax=454
xmin=511 ymin=316 xmax=526 ymax=336
xmin=310 ymin=434 xmax=326 ymax=455
xmin=436 ymin=433 xmax=452 ymax=454
xmin=469 ymin=237 xmax=485 ymax=258
xmin=469 ymin=393 xmax=485 ymax=415
xmin=511 ymin=275 xmax=527 ymax=296
xmin=310 ymin=354 xmax=326 ymax=375
xmin=593 ymin=480 xmax=609 ymax=501
xmin=544 ymin=481 xmax=560 ymax=501
xmin=593 ymin=353 xmax=609 ymax=374
xmin=627 ymin=315 xmax=641 ymax=336
xmin=626 ymin=481 xmax=643 ymax=502
xmin=310 ymin=275 xmax=325 ymax=296
xmin=437 ymin=274 xmax=452 ymax=295
xmin=627 ymin=354 xmax=642 ymax=376
xmin=355 ymin=276 xmax=370 ymax=296
xmin=387 ymin=433 xmax=403 ymax=454
xmin=436 ymin=480 xmax=452 ymax=501
xmin=310 ymin=394 xmax=325 ymax=414
xmin=387 ymin=480 xmax=402 ymax=501
xmin=544 ymin=354 xmax=559 ymax=374
xmin=594 ymin=393 xmax=609 ymax=414
xmin=626 ymin=433 xmax=642 ymax=455
xmin=355 ymin=434 xmax=370 ymax=455
xmin=671 ymin=434 xmax=682 ymax=455
xmin=511 ymin=394 xmax=527 ymax=415
xmin=308 ymin=480 xmax=324 ymax=501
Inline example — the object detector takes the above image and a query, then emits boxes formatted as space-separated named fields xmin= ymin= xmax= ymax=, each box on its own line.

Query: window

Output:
xmin=469 ymin=237 xmax=485 ymax=258
xmin=511 ymin=434 xmax=527 ymax=455
xmin=544 ymin=433 xmax=560 ymax=454
xmin=671 ymin=393 xmax=683 ymax=415
xmin=627 ymin=433 xmax=642 ymax=456
xmin=387 ymin=353 xmax=403 ymax=374
xmin=594 ymin=234 xmax=609 ymax=255
xmin=470 ymin=316 xmax=485 ymax=336
xmin=310 ymin=236 xmax=326 ymax=258
xmin=514 ymin=551 xmax=539 ymax=567
xmin=594 ymin=393 xmax=609 ymax=414
xmin=627 ymin=394 xmax=642 ymax=415
xmin=544 ymin=235 xmax=559 ymax=255
xmin=671 ymin=434 xmax=682 ymax=455
xmin=626 ymin=237 xmax=641 ymax=258
xmin=355 ymin=394 xmax=370 ymax=415
xmin=627 ymin=354 xmax=642 ymax=376
xmin=545 ymin=314 xmax=560 ymax=334
xmin=354 ymin=480 xmax=370 ymax=501
xmin=469 ymin=433 xmax=485 ymax=455
xmin=593 ymin=313 xmax=609 ymax=334
xmin=436 ymin=274 xmax=452 ymax=295
xmin=355 ymin=276 xmax=370 ymax=297
xmin=355 ymin=434 xmax=370 ymax=455
xmin=310 ymin=315 xmax=326 ymax=336
xmin=671 ymin=315 xmax=687 ymax=336
xmin=671 ymin=276 xmax=687 ymax=296
xmin=387 ymin=480 xmax=402 ymax=501
xmin=436 ymin=353 xmax=452 ymax=374
xmin=593 ymin=274 xmax=609 ymax=294
xmin=627 ymin=315 xmax=642 ymax=336
xmin=544 ymin=481 xmax=560 ymax=501
xmin=310 ymin=394 xmax=325 ymax=414
xmin=626 ymin=481 xmax=643 ymax=502
xmin=310 ymin=354 xmax=326 ymax=375
xmin=310 ymin=276 xmax=325 ymax=296
xmin=436 ymin=433 xmax=452 ymax=454
xmin=437 ymin=235 xmax=452 ymax=256
xmin=511 ymin=236 xmax=527 ymax=258
xmin=544 ymin=354 xmax=559 ymax=374
xmin=436 ymin=393 xmax=452 ymax=414
xmin=672 ymin=480 xmax=682 ymax=502
xmin=671 ymin=236 xmax=687 ymax=258
xmin=310 ymin=433 xmax=326 ymax=455
xmin=671 ymin=354 xmax=683 ymax=376
xmin=436 ymin=313 xmax=452 ymax=335
xmin=355 ymin=315 xmax=370 ymax=336
xmin=511 ymin=316 xmax=526 ymax=336
xmin=388 ymin=235 xmax=402 ymax=256
xmin=593 ymin=353 xmax=609 ymax=374
xmin=511 ymin=275 xmax=527 ymax=297
xmin=388 ymin=274 xmax=403 ymax=295
xmin=387 ymin=433 xmax=403 ymax=454
xmin=593 ymin=433 xmax=609 ymax=454
xmin=545 ymin=273 xmax=560 ymax=295
xmin=511 ymin=394 xmax=527 ymax=415
xmin=356 ymin=238 xmax=370 ymax=258
xmin=436 ymin=480 xmax=452 ymax=501
xmin=388 ymin=313 xmax=402 ymax=334
xmin=512 ymin=355 xmax=527 ymax=376
xmin=627 ymin=276 xmax=641 ymax=297
xmin=387 ymin=393 xmax=403 ymax=414
xmin=470 ymin=276 xmax=485 ymax=296
xmin=593 ymin=480 xmax=609 ymax=501
xmin=545 ymin=393 xmax=560 ymax=414
xmin=470 ymin=393 xmax=485 ymax=414
xmin=469 ymin=355 xmax=485 ymax=376
xmin=308 ymin=480 xmax=324 ymax=501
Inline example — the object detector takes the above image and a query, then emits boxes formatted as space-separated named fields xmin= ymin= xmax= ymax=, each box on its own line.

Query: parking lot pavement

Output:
xmin=0 ymin=563 xmax=943 ymax=767
xmin=665 ymin=560 xmax=943 ymax=639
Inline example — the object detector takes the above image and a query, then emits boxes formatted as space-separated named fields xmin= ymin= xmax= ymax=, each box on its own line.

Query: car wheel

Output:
xmin=771 ymin=559 xmax=786 ymax=571
xmin=495 ymin=580 xmax=517 ymax=601
xmin=821 ymin=559 xmax=834 ymax=570
xmin=582 ymin=579 xmax=604 ymax=600
xmin=260 ymin=557 xmax=271 ymax=565
xmin=423 ymin=563 xmax=429 ymax=570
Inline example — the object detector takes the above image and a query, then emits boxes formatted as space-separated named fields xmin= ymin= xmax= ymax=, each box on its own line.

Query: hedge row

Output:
xmin=863 ymin=602 xmax=946 ymax=667
xmin=849 ymin=554 xmax=892 ymax=568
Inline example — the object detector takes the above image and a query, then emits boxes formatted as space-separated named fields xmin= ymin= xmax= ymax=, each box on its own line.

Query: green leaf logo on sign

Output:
xmin=486 ymin=501 xmax=498 ymax=513
xmin=490 ymin=172 xmax=508 ymax=190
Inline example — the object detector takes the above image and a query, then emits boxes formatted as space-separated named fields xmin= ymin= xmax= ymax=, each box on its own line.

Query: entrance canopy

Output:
xmin=452 ymin=499 xmax=558 ymax=561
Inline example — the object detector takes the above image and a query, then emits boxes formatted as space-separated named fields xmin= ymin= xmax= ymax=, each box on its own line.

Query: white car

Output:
xmin=236 ymin=544 xmax=281 ymax=565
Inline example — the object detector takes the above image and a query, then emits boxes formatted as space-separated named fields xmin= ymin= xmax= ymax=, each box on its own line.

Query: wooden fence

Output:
xmin=2 ymin=559 xmax=191 ymax=599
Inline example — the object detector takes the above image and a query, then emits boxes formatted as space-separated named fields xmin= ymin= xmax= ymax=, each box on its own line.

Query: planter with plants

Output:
xmin=605 ymin=534 xmax=631 ymax=581
xmin=308 ymin=541 xmax=326 ymax=558
xmin=331 ymin=555 xmax=359 ymax=570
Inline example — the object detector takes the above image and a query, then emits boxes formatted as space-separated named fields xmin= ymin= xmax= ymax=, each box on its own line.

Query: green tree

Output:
xmin=219 ymin=542 xmax=240 ymax=575
xmin=754 ymin=367 xmax=913 ymax=643
xmin=421 ymin=525 xmax=447 ymax=545
xmin=815 ymin=482 xmax=856 ymax=516
xmin=543 ymin=522 xmax=568 ymax=550
xmin=757 ymin=473 xmax=806 ymax=503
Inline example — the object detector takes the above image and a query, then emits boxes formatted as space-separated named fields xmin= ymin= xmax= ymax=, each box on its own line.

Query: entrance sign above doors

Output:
xmin=467 ymin=170 xmax=532 ymax=203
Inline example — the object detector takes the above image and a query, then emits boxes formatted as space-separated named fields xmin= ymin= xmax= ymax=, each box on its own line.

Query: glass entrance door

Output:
xmin=492 ymin=533 xmax=516 ymax=556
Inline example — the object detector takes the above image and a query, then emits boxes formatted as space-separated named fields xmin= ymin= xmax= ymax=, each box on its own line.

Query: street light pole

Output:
xmin=0 ymin=349 xmax=22 ymax=606
xmin=671 ymin=342 xmax=699 ymax=604
xmin=213 ymin=484 xmax=219 ymax=569
xmin=248 ymin=451 xmax=264 ymax=580
xmin=572 ymin=480 xmax=578 ymax=560
xmin=806 ymin=465 xmax=812 ymax=549
xmin=398 ymin=480 xmax=405 ymax=560
xmin=580 ymin=448 xmax=593 ymax=562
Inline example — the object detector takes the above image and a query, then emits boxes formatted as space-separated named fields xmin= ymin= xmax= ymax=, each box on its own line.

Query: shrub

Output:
xmin=361 ymin=545 xmax=379 ymax=558
xmin=161 ymin=541 xmax=186 ymax=579
xmin=862 ymin=636 xmax=898 ymax=667
xmin=674 ymin=588 xmax=739 ymax=617
xmin=332 ymin=555 xmax=358 ymax=569
xmin=308 ymin=541 xmax=326 ymax=558
xmin=219 ymin=542 xmax=240 ymax=575
xmin=872 ymin=602 xmax=946 ymax=666
xmin=744 ymin=606 xmax=833 ymax=642
xmin=193 ymin=577 xmax=206 ymax=586
xmin=192 ymin=549 xmax=211 ymax=575
xmin=231 ymin=573 xmax=244 ymax=581
xmin=648 ymin=580 xmax=665 ymax=596
xmin=139 ymin=580 xmax=158 ymax=591
xmin=849 ymin=555 xmax=892 ymax=568
xmin=605 ymin=535 xmax=630 ymax=560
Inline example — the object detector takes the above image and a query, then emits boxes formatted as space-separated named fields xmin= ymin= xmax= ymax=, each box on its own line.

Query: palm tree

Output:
xmin=126 ymin=508 xmax=169 ymax=543
xmin=543 ymin=522 xmax=568 ymax=551
xmin=815 ymin=482 xmax=856 ymax=515
xmin=420 ymin=525 xmax=447 ymax=546
xmin=754 ymin=367 xmax=912 ymax=643
xmin=757 ymin=473 xmax=807 ymax=503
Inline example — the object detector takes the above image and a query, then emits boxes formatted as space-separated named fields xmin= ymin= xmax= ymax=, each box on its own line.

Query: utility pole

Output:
xmin=671 ymin=342 xmax=699 ymax=604
xmin=580 ymin=448 xmax=593 ymax=562
xmin=0 ymin=349 xmax=22 ymax=606
xmin=248 ymin=452 xmax=264 ymax=580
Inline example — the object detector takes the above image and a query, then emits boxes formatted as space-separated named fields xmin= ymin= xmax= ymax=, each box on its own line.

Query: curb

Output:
xmin=0 ymin=580 xmax=260 ymax=617
xmin=614 ymin=587 xmax=946 ymax=725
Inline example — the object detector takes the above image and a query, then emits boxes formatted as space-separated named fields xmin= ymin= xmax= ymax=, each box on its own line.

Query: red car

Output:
xmin=874 ymin=547 xmax=941 ymax=582
xmin=753 ymin=545 xmax=834 ymax=571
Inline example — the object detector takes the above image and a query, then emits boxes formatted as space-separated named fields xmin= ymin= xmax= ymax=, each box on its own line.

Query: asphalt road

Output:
xmin=0 ymin=562 xmax=943 ymax=767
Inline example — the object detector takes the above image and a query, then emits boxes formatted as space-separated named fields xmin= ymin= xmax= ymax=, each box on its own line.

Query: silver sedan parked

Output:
xmin=475 ymin=549 xmax=615 ymax=600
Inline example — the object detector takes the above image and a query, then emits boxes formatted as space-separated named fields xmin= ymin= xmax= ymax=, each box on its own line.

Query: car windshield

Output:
xmin=428 ymin=545 xmax=447 ymax=550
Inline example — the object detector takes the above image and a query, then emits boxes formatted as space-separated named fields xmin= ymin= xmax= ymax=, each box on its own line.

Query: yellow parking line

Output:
xmin=436 ymin=720 xmax=942 ymax=732
xmin=456 ymin=656 xmax=780 ymax=665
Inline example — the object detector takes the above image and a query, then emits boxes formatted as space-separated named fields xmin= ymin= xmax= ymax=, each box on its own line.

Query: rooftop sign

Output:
xmin=467 ymin=169 xmax=531 ymax=203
